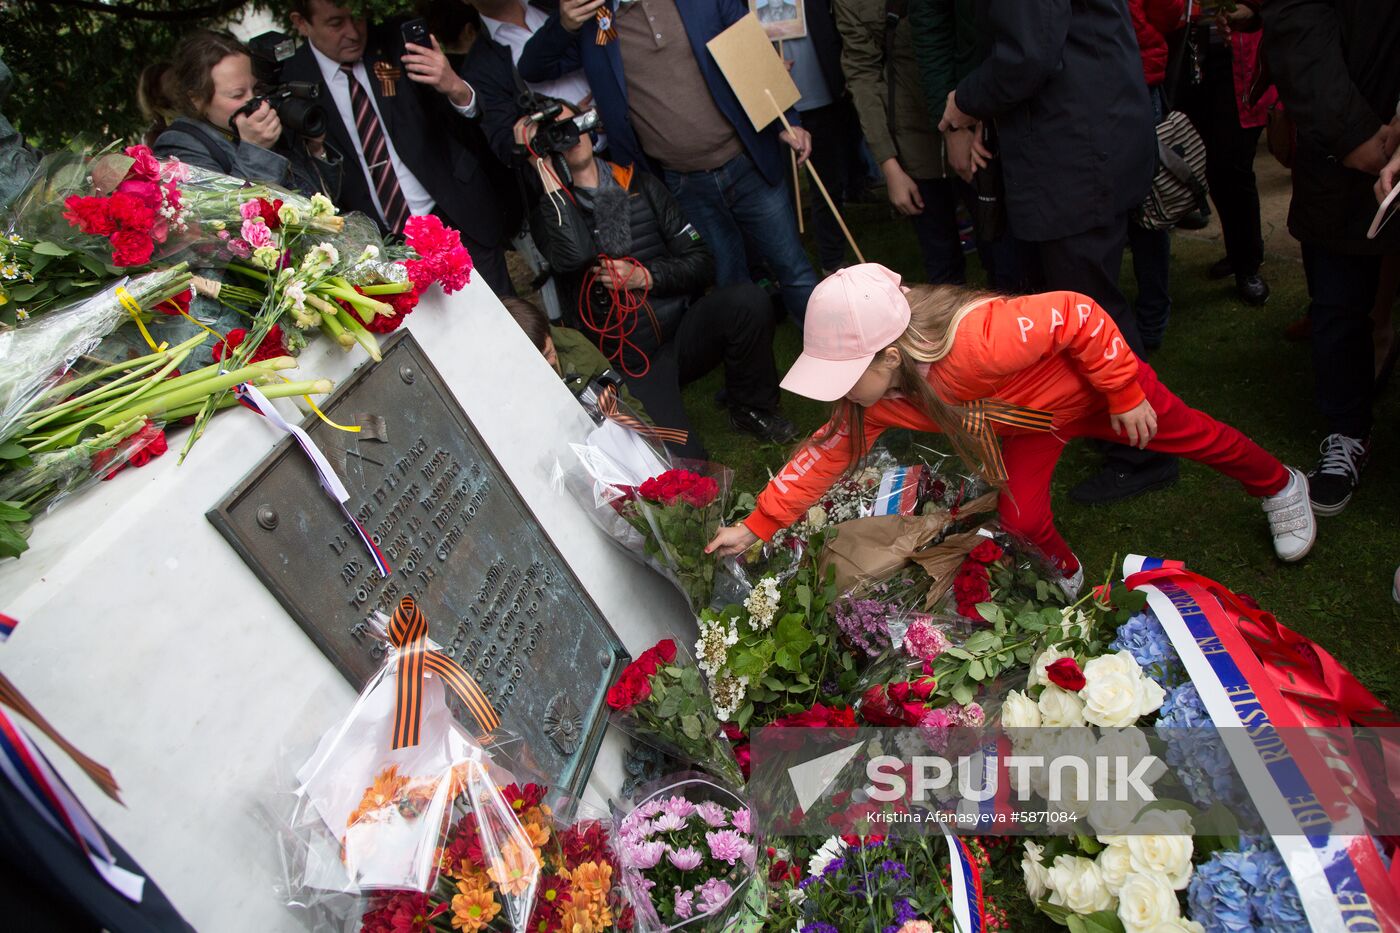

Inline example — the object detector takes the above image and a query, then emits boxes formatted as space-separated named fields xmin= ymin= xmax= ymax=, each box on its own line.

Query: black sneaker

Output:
xmin=1307 ymin=433 xmax=1370 ymax=516
xmin=1068 ymin=456 xmax=1180 ymax=505
xmin=730 ymin=406 xmax=799 ymax=444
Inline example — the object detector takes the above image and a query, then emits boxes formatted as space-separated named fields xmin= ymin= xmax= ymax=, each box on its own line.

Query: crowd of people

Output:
xmin=136 ymin=0 xmax=1398 ymax=594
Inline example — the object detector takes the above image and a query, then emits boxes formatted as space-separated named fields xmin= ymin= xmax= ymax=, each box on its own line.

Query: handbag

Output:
xmin=1135 ymin=4 xmax=1210 ymax=230
xmin=1134 ymin=110 xmax=1210 ymax=230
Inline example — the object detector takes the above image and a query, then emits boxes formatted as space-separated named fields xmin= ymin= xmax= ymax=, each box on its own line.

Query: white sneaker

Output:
xmin=1262 ymin=468 xmax=1316 ymax=562
xmin=1060 ymin=561 xmax=1085 ymax=600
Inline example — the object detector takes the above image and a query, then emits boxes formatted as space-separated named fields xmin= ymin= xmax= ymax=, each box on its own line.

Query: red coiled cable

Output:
xmin=576 ymin=254 xmax=661 ymax=379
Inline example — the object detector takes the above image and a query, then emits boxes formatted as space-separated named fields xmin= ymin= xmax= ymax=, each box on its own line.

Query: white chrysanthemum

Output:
xmin=807 ymin=836 xmax=847 ymax=878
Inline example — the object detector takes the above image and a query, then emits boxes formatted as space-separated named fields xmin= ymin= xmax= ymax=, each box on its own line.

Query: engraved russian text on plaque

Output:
xmin=209 ymin=331 xmax=627 ymax=795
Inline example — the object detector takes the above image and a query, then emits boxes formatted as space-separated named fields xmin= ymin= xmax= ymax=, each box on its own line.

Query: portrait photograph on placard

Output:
xmin=751 ymin=0 xmax=806 ymax=41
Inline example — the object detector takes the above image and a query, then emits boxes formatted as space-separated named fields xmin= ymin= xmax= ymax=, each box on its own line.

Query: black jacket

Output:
xmin=806 ymin=0 xmax=848 ymax=102
xmin=458 ymin=33 xmax=527 ymax=170
xmin=280 ymin=26 xmax=503 ymax=247
xmin=1263 ymin=0 xmax=1400 ymax=252
xmin=953 ymin=0 xmax=1155 ymax=242
xmin=530 ymin=163 xmax=713 ymax=358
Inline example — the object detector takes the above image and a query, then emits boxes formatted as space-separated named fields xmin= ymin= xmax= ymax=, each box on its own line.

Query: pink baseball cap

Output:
xmin=780 ymin=263 xmax=912 ymax=402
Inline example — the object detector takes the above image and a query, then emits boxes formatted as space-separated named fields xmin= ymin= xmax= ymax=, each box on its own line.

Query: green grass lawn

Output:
xmin=681 ymin=198 xmax=1400 ymax=707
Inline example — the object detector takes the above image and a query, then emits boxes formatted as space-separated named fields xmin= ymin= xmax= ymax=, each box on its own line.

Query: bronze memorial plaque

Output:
xmin=209 ymin=330 xmax=627 ymax=796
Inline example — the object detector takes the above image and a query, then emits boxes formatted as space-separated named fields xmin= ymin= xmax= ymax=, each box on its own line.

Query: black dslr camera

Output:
xmin=231 ymin=31 xmax=328 ymax=138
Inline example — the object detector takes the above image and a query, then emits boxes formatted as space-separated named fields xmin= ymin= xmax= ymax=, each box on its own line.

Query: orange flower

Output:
xmin=348 ymin=765 xmax=409 ymax=826
xmin=560 ymin=860 xmax=613 ymax=932
xmin=450 ymin=876 xmax=500 ymax=932
xmin=523 ymin=819 xmax=551 ymax=854
xmin=487 ymin=840 xmax=539 ymax=897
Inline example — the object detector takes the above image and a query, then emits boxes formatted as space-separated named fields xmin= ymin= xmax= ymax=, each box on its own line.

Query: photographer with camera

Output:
xmin=521 ymin=100 xmax=798 ymax=456
xmin=141 ymin=30 xmax=342 ymax=196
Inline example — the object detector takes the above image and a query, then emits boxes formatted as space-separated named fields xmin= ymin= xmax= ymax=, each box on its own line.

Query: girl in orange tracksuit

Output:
xmin=705 ymin=264 xmax=1316 ymax=584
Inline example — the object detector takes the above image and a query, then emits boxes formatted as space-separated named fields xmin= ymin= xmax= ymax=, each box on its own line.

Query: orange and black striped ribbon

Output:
xmin=0 ymin=672 xmax=122 ymax=804
xmin=960 ymin=399 xmax=1056 ymax=483
xmin=389 ymin=596 xmax=500 ymax=750
xmin=596 ymin=384 xmax=690 ymax=446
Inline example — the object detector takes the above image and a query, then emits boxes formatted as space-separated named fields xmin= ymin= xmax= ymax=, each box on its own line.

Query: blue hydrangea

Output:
xmin=1190 ymin=838 xmax=1310 ymax=932
xmin=1110 ymin=611 xmax=1187 ymax=687
xmin=1155 ymin=683 xmax=1259 ymax=825
xmin=1241 ymin=838 xmax=1309 ymax=931
xmin=1188 ymin=849 xmax=1256 ymax=932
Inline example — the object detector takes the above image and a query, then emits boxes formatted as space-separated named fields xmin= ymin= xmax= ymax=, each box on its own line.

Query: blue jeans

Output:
xmin=663 ymin=153 xmax=818 ymax=327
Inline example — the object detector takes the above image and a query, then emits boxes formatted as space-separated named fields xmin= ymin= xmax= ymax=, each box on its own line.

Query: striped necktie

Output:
xmin=341 ymin=62 xmax=411 ymax=234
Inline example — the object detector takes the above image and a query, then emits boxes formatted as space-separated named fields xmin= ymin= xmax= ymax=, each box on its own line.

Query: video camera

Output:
xmin=233 ymin=31 xmax=328 ymax=138
xmin=518 ymin=95 xmax=601 ymax=158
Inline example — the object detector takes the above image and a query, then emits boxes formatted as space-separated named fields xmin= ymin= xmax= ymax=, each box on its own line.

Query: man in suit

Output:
xmin=937 ymin=0 xmax=1175 ymax=508
xmin=284 ymin=0 xmax=515 ymax=295
xmin=518 ymin=0 xmax=819 ymax=326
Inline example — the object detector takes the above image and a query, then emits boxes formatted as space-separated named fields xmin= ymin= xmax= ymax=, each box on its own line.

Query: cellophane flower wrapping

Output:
xmin=605 ymin=639 xmax=746 ymax=790
xmin=282 ymin=636 xmax=539 ymax=929
xmin=619 ymin=461 xmax=733 ymax=614
xmin=614 ymin=772 xmax=758 ymax=932
xmin=0 ymin=275 xmax=172 ymax=443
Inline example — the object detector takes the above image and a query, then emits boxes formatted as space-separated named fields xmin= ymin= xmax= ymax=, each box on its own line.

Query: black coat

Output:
xmin=1263 ymin=0 xmax=1400 ymax=252
xmin=953 ymin=0 xmax=1155 ymax=242
xmin=805 ymin=0 xmax=848 ymax=102
xmin=280 ymin=27 xmax=504 ymax=248
xmin=530 ymin=164 xmax=713 ymax=354
xmin=458 ymin=33 xmax=526 ymax=170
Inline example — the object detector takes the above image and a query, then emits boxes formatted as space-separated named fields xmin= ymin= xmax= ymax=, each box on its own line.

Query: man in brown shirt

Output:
xmin=517 ymin=0 xmax=820 ymax=325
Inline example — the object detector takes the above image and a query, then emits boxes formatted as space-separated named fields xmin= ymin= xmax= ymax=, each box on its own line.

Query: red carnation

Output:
xmin=107 ymin=191 xmax=157 ymax=231
xmin=115 ymin=178 xmax=162 ymax=210
xmin=63 ymin=195 xmax=115 ymax=236
xmin=109 ymin=230 xmax=155 ymax=267
xmin=969 ymin=540 xmax=1005 ymax=564
xmin=159 ymin=288 xmax=193 ymax=316
xmin=827 ymin=705 xmax=858 ymax=728
xmin=1045 ymin=657 xmax=1087 ymax=692
xmin=212 ymin=325 xmax=286 ymax=364
xmin=257 ymin=197 xmax=284 ymax=229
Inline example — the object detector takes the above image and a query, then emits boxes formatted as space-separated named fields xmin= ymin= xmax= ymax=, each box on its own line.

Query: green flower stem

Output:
xmin=318 ymin=281 xmax=391 ymax=322
xmin=143 ymin=379 xmax=333 ymax=423
xmin=30 ymin=333 xmax=208 ymax=409
xmin=8 ymin=418 xmax=149 ymax=511
xmin=336 ymin=307 xmax=383 ymax=362
xmin=93 ymin=359 xmax=299 ymax=428
xmin=355 ymin=282 xmax=411 ymax=296
xmin=31 ymin=346 xmax=195 ymax=451
xmin=318 ymin=310 xmax=354 ymax=349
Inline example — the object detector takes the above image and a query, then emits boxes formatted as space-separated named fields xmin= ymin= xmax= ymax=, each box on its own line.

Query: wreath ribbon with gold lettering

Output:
xmin=389 ymin=596 xmax=500 ymax=749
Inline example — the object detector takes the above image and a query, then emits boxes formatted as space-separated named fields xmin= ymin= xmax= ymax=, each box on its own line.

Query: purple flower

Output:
xmin=652 ymin=811 xmax=687 ymax=832
xmin=835 ymin=598 xmax=893 ymax=658
xmin=659 ymin=796 xmax=697 ymax=820
xmin=621 ymin=838 xmax=666 ymax=870
xmin=673 ymin=888 xmax=694 ymax=920
xmin=635 ymin=799 xmax=664 ymax=819
xmin=706 ymin=829 xmax=753 ymax=865
xmin=695 ymin=801 xmax=729 ymax=827
xmin=667 ymin=846 xmax=704 ymax=871
xmin=694 ymin=877 xmax=735 ymax=914
xmin=801 ymin=925 xmax=840 ymax=933
xmin=731 ymin=808 xmax=752 ymax=834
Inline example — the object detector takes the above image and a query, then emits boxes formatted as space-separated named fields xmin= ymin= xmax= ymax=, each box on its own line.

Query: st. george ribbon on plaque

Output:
xmin=208 ymin=331 xmax=628 ymax=796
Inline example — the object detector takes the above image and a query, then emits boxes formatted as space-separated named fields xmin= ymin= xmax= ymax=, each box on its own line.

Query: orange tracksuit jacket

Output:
xmin=744 ymin=292 xmax=1145 ymax=540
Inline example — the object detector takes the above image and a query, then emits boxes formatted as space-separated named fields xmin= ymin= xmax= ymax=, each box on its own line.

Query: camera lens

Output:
xmin=276 ymin=97 xmax=327 ymax=138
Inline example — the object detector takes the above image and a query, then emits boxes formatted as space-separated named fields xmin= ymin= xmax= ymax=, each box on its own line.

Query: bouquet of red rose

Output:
xmin=606 ymin=639 xmax=745 ymax=789
xmin=355 ymin=787 xmax=634 ymax=933
xmin=615 ymin=464 xmax=732 ymax=613
xmin=946 ymin=533 xmax=1069 ymax=622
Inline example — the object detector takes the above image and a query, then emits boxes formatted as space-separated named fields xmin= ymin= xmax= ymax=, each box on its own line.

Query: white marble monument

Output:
xmin=0 ymin=278 xmax=692 ymax=931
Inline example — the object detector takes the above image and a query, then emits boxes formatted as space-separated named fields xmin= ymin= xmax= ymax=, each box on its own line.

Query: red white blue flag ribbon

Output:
xmin=234 ymin=382 xmax=391 ymax=577
xmin=0 ymin=707 xmax=144 ymax=901
xmin=939 ymin=820 xmax=986 ymax=933
xmin=0 ymin=613 xmax=17 ymax=642
xmin=1124 ymin=555 xmax=1400 ymax=933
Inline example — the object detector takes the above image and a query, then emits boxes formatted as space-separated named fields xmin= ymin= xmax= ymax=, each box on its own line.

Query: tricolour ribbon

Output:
xmin=0 ymin=613 xmax=16 ymax=642
xmin=938 ymin=820 xmax=986 ymax=933
xmin=388 ymin=596 xmax=500 ymax=750
xmin=595 ymin=384 xmax=688 ymax=446
xmin=1124 ymin=556 xmax=1400 ymax=933
xmin=960 ymin=399 xmax=1055 ymax=483
xmin=234 ymin=381 xmax=391 ymax=577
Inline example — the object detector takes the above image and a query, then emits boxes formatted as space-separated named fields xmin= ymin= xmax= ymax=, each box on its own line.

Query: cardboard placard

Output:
xmin=751 ymin=0 xmax=807 ymax=41
xmin=706 ymin=13 xmax=801 ymax=132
